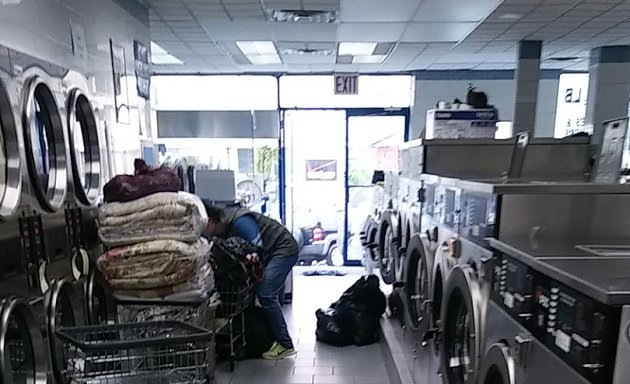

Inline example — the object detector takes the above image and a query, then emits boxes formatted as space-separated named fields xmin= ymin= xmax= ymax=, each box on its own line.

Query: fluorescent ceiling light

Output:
xmin=150 ymin=41 xmax=184 ymax=65
xmin=352 ymin=55 xmax=387 ymax=64
xmin=338 ymin=42 xmax=377 ymax=56
xmin=247 ymin=54 xmax=282 ymax=65
xmin=236 ymin=41 xmax=278 ymax=55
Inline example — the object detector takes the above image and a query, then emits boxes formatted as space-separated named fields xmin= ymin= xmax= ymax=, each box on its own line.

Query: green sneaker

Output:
xmin=262 ymin=342 xmax=296 ymax=360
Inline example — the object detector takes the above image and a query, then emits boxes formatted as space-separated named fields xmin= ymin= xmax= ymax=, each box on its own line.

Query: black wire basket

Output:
xmin=56 ymin=320 xmax=212 ymax=384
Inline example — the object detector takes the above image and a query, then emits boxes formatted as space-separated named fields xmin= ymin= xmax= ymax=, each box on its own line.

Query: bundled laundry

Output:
xmin=97 ymin=239 xmax=214 ymax=299
xmin=211 ymin=237 xmax=264 ymax=289
xmin=98 ymin=191 xmax=208 ymax=247
xmin=103 ymin=159 xmax=182 ymax=203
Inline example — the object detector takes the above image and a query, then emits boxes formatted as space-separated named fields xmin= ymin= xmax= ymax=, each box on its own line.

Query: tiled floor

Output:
xmin=214 ymin=267 xmax=392 ymax=384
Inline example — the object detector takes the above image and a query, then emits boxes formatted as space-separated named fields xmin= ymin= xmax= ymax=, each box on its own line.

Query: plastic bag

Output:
xmin=315 ymin=275 xmax=386 ymax=347
xmin=315 ymin=308 xmax=354 ymax=347
xmin=103 ymin=159 xmax=182 ymax=203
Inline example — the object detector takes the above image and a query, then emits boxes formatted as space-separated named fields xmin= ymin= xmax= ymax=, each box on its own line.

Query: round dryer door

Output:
xmin=478 ymin=343 xmax=515 ymax=384
xmin=404 ymin=234 xmax=434 ymax=332
xmin=0 ymin=297 xmax=47 ymax=384
xmin=84 ymin=269 xmax=115 ymax=325
xmin=440 ymin=264 xmax=483 ymax=384
xmin=0 ymin=77 xmax=22 ymax=218
xmin=67 ymin=90 xmax=101 ymax=206
xmin=46 ymin=278 xmax=85 ymax=384
xmin=377 ymin=211 xmax=398 ymax=284
xmin=22 ymin=78 xmax=67 ymax=212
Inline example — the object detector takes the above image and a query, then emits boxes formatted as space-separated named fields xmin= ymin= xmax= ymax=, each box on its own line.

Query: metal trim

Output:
xmin=440 ymin=264 xmax=483 ymax=384
xmin=404 ymin=233 xmax=435 ymax=333
xmin=66 ymin=89 xmax=101 ymax=206
xmin=21 ymin=77 xmax=67 ymax=212
xmin=478 ymin=343 xmax=516 ymax=384
xmin=0 ymin=297 xmax=47 ymax=384
xmin=46 ymin=278 xmax=85 ymax=384
xmin=0 ymin=76 xmax=22 ymax=217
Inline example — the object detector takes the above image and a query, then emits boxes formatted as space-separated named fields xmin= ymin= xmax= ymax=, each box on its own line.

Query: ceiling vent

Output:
xmin=546 ymin=57 xmax=581 ymax=62
xmin=282 ymin=48 xmax=335 ymax=56
xmin=268 ymin=9 xmax=337 ymax=23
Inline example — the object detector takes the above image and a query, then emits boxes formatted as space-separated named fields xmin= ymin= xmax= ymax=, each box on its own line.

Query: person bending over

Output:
xmin=203 ymin=203 xmax=299 ymax=360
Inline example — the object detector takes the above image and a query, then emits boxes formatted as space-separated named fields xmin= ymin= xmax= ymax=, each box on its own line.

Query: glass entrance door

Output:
xmin=344 ymin=110 xmax=408 ymax=266
xmin=283 ymin=110 xmax=346 ymax=267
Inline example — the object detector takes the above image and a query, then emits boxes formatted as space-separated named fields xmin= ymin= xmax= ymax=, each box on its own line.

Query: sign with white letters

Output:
xmin=334 ymin=74 xmax=359 ymax=95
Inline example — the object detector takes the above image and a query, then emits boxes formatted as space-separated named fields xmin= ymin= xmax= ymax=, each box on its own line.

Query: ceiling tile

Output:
xmin=270 ymin=23 xmax=336 ymax=42
xmin=199 ymin=20 xmax=273 ymax=40
xmin=339 ymin=0 xmax=420 ymax=22
xmin=401 ymin=22 xmax=477 ymax=43
xmin=337 ymin=22 xmax=406 ymax=42
xmin=413 ymin=0 xmax=502 ymax=22
xmin=186 ymin=42 xmax=222 ymax=54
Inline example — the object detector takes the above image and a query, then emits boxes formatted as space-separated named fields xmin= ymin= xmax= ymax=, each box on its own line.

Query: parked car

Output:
xmin=294 ymin=223 xmax=343 ymax=266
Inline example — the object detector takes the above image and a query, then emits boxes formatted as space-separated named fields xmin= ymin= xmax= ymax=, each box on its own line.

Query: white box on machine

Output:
xmin=426 ymin=108 xmax=498 ymax=139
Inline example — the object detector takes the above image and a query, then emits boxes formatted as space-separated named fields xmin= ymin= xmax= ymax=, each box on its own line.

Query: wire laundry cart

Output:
xmin=56 ymin=320 xmax=212 ymax=384
xmin=115 ymin=294 xmax=219 ymax=380
xmin=215 ymin=284 xmax=249 ymax=371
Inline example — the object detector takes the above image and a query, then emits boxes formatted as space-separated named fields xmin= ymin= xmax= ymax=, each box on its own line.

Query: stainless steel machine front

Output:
xmin=487 ymin=239 xmax=630 ymax=384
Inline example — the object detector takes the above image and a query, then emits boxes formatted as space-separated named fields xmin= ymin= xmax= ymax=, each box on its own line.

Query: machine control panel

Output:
xmin=491 ymin=252 xmax=620 ymax=383
xmin=460 ymin=191 xmax=496 ymax=244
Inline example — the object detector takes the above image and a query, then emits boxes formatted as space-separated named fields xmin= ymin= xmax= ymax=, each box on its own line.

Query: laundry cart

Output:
xmin=56 ymin=320 xmax=213 ymax=384
xmin=215 ymin=283 xmax=249 ymax=371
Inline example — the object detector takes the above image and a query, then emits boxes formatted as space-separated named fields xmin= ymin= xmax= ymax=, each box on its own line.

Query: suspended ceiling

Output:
xmin=144 ymin=0 xmax=630 ymax=74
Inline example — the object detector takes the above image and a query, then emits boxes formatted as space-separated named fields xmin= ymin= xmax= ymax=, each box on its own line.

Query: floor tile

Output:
xmin=216 ymin=273 xmax=392 ymax=384
xmin=313 ymin=374 xmax=355 ymax=384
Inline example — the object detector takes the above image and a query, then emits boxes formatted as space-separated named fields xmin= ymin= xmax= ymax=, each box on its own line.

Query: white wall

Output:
xmin=411 ymin=76 xmax=560 ymax=139
xmin=0 ymin=0 xmax=150 ymax=176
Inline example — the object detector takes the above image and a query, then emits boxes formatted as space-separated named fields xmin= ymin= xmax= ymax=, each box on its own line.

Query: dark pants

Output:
xmin=257 ymin=254 xmax=297 ymax=349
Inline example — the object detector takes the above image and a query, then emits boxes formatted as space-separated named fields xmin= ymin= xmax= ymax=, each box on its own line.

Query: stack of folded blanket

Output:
xmin=97 ymin=192 xmax=213 ymax=299
xmin=98 ymin=192 xmax=207 ymax=246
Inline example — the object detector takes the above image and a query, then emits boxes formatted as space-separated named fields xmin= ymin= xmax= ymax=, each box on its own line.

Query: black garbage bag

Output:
xmin=315 ymin=275 xmax=386 ymax=347
xmin=315 ymin=308 xmax=354 ymax=346
xmin=244 ymin=306 xmax=275 ymax=358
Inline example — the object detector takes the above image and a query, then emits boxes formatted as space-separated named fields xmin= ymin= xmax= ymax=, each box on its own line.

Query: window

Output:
xmin=238 ymin=148 xmax=253 ymax=174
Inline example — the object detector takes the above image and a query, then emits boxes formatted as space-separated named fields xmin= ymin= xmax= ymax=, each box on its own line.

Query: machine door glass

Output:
xmin=441 ymin=265 xmax=482 ymax=384
xmin=283 ymin=110 xmax=346 ymax=267
xmin=24 ymin=81 xmax=67 ymax=212
xmin=0 ymin=298 xmax=47 ymax=384
xmin=346 ymin=112 xmax=406 ymax=266
xmin=0 ymin=77 xmax=21 ymax=217
xmin=478 ymin=343 xmax=514 ymax=384
xmin=68 ymin=91 xmax=101 ymax=206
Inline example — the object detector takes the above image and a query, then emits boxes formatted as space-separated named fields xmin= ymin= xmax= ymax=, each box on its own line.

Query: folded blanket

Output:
xmin=114 ymin=264 xmax=215 ymax=299
xmin=97 ymin=192 xmax=208 ymax=246
xmin=99 ymin=205 xmax=189 ymax=226
xmin=99 ymin=239 xmax=209 ymax=261
xmin=99 ymin=191 xmax=206 ymax=220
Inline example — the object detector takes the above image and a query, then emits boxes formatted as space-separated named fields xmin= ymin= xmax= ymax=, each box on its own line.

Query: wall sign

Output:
xmin=109 ymin=39 xmax=130 ymax=124
xmin=69 ymin=21 xmax=87 ymax=69
xmin=334 ymin=74 xmax=358 ymax=95
xmin=133 ymin=40 xmax=151 ymax=100
xmin=306 ymin=160 xmax=337 ymax=180
xmin=554 ymin=73 xmax=589 ymax=138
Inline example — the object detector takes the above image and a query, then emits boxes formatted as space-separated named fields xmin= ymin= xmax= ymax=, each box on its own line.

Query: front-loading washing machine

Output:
xmin=438 ymin=238 xmax=493 ymax=384
xmin=0 ymin=296 xmax=48 ymax=384
xmin=478 ymin=300 xmax=590 ymax=384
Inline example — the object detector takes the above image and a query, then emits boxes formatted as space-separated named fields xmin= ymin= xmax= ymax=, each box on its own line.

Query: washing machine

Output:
xmin=0 ymin=296 xmax=48 ymax=384
xmin=484 ymin=238 xmax=630 ymax=384
xmin=376 ymin=209 xmax=400 ymax=284
xmin=438 ymin=238 xmax=494 ymax=384
xmin=63 ymin=70 xmax=105 ymax=275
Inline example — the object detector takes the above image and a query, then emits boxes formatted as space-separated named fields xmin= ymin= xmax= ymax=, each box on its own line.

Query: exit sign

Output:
xmin=334 ymin=74 xmax=359 ymax=95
